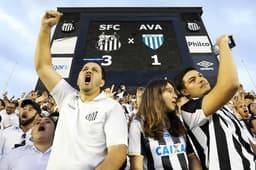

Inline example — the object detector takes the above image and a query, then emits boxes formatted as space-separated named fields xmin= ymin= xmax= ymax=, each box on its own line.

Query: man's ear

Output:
xmin=100 ymin=80 xmax=105 ymax=88
xmin=181 ymin=88 xmax=189 ymax=97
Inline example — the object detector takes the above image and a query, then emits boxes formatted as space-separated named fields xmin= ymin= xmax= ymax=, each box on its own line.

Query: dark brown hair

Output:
xmin=138 ymin=79 xmax=186 ymax=140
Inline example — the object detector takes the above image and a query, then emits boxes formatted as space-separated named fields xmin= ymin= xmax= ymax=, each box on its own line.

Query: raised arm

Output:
xmin=203 ymin=35 xmax=239 ymax=115
xmin=34 ymin=10 xmax=63 ymax=92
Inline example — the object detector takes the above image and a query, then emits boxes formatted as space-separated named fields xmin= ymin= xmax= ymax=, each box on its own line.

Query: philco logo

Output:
xmin=61 ymin=21 xmax=75 ymax=32
xmin=197 ymin=60 xmax=214 ymax=70
xmin=186 ymin=22 xmax=200 ymax=32
xmin=185 ymin=36 xmax=212 ymax=53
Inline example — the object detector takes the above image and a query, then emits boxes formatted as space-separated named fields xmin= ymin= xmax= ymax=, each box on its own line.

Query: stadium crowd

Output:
xmin=0 ymin=81 xmax=255 ymax=169
xmin=0 ymin=10 xmax=256 ymax=170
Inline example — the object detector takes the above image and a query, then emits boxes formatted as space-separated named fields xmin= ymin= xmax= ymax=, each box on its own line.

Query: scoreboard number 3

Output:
xmin=101 ymin=55 xmax=112 ymax=66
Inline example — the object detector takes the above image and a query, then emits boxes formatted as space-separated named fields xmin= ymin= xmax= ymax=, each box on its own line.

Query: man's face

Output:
xmin=235 ymin=101 xmax=249 ymax=119
xmin=245 ymin=98 xmax=254 ymax=106
xmin=32 ymin=117 xmax=55 ymax=144
xmin=181 ymin=70 xmax=211 ymax=98
xmin=77 ymin=62 xmax=105 ymax=93
xmin=19 ymin=104 xmax=38 ymax=126
xmin=6 ymin=103 xmax=16 ymax=114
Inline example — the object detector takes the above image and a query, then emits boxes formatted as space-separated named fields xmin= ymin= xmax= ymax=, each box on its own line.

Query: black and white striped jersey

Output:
xmin=181 ymin=98 xmax=256 ymax=170
xmin=128 ymin=118 xmax=193 ymax=170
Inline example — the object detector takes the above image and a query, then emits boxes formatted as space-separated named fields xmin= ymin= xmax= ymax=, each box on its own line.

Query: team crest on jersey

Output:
xmin=95 ymin=32 xmax=121 ymax=52
xmin=85 ymin=111 xmax=98 ymax=121
xmin=61 ymin=21 xmax=75 ymax=33
xmin=142 ymin=34 xmax=164 ymax=50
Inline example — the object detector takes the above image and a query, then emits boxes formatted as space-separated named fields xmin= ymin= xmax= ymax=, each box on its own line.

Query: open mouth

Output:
xmin=85 ymin=75 xmax=91 ymax=83
xmin=38 ymin=126 xmax=45 ymax=131
xmin=21 ymin=114 xmax=27 ymax=119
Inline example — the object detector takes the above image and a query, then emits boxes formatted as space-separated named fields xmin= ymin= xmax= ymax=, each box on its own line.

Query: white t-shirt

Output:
xmin=0 ymin=125 xmax=32 ymax=159
xmin=0 ymin=144 xmax=51 ymax=170
xmin=47 ymin=79 xmax=128 ymax=170
xmin=0 ymin=110 xmax=19 ymax=129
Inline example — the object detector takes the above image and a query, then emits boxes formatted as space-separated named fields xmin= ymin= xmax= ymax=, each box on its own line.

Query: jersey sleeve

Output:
xmin=104 ymin=102 xmax=128 ymax=147
xmin=181 ymin=98 xmax=210 ymax=129
xmin=50 ymin=79 xmax=76 ymax=109
xmin=128 ymin=119 xmax=144 ymax=156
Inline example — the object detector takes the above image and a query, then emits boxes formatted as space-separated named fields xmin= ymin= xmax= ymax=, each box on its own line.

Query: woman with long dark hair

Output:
xmin=128 ymin=79 xmax=201 ymax=170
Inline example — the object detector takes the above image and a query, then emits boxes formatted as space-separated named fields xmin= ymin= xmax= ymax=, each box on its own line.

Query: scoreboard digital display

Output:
xmin=84 ymin=21 xmax=183 ymax=71
xmin=36 ymin=7 xmax=219 ymax=92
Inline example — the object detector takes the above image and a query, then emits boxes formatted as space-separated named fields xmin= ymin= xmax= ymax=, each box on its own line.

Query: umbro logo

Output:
xmin=197 ymin=60 xmax=213 ymax=68
xmin=85 ymin=111 xmax=98 ymax=121
xmin=197 ymin=60 xmax=214 ymax=71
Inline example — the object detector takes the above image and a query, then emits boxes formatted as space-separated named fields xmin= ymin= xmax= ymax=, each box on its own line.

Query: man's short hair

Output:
xmin=174 ymin=67 xmax=197 ymax=92
xmin=245 ymin=94 xmax=255 ymax=101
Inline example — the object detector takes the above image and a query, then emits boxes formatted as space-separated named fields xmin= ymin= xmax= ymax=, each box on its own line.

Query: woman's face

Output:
xmin=162 ymin=83 xmax=177 ymax=112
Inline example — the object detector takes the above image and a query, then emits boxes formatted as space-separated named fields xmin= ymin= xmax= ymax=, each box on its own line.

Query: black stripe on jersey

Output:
xmin=140 ymin=132 xmax=146 ymax=156
xmin=232 ymin=136 xmax=251 ymax=170
xmin=200 ymin=121 xmax=210 ymax=162
xmin=143 ymin=136 xmax=155 ymax=169
xmin=222 ymin=107 xmax=243 ymax=127
xmin=181 ymin=98 xmax=203 ymax=113
xmin=212 ymin=114 xmax=231 ymax=170
xmin=159 ymin=137 xmax=173 ymax=170
xmin=185 ymin=124 xmax=208 ymax=170
xmin=172 ymin=137 xmax=188 ymax=170
xmin=222 ymin=107 xmax=254 ymax=156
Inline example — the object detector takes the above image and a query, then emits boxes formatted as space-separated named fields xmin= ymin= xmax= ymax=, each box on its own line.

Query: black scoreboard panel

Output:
xmin=36 ymin=7 xmax=219 ymax=92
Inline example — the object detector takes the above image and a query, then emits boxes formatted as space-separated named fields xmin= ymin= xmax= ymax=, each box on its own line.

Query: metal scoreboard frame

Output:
xmin=36 ymin=7 xmax=219 ymax=92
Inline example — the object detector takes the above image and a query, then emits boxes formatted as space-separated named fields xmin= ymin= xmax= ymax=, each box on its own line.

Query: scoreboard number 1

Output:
xmin=151 ymin=55 xmax=161 ymax=66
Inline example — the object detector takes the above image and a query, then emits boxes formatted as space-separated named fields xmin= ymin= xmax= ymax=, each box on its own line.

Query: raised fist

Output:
xmin=41 ymin=10 xmax=63 ymax=29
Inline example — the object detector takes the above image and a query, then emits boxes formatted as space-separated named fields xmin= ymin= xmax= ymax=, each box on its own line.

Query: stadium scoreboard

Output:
xmin=36 ymin=7 xmax=219 ymax=92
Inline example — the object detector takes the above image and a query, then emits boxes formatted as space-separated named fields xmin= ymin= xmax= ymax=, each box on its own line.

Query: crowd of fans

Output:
xmin=0 ymin=10 xmax=255 ymax=170
xmin=0 ymin=82 xmax=255 ymax=168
